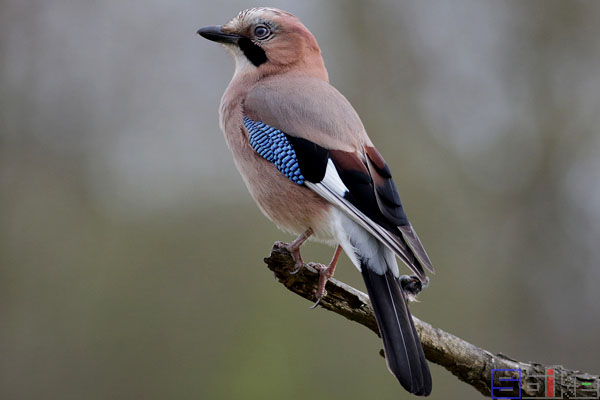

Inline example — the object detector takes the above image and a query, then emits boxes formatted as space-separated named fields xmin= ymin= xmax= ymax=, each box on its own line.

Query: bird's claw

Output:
xmin=400 ymin=275 xmax=429 ymax=301
xmin=274 ymin=240 xmax=304 ymax=273
xmin=309 ymin=297 xmax=322 ymax=309
xmin=288 ymin=264 xmax=303 ymax=275
xmin=273 ymin=228 xmax=314 ymax=274
xmin=307 ymin=262 xmax=330 ymax=309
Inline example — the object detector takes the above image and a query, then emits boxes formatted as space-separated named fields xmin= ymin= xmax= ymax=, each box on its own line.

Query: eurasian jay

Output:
xmin=198 ymin=8 xmax=434 ymax=396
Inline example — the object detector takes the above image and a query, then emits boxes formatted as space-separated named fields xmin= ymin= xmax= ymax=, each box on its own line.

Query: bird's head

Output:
xmin=197 ymin=8 xmax=327 ymax=81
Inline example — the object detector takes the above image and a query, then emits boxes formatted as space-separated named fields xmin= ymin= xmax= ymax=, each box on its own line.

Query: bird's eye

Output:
xmin=254 ymin=25 xmax=270 ymax=39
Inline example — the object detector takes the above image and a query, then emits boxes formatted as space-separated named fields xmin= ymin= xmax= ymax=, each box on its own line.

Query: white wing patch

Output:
xmin=305 ymin=158 xmax=426 ymax=280
xmin=322 ymin=159 xmax=348 ymax=197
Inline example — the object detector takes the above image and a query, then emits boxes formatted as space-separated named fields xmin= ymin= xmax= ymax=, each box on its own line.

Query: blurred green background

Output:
xmin=1 ymin=1 xmax=599 ymax=399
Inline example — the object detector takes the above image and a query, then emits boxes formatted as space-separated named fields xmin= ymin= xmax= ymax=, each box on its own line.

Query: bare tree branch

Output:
xmin=265 ymin=245 xmax=599 ymax=399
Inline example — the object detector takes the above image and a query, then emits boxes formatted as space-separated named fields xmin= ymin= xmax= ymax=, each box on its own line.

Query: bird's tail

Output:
xmin=361 ymin=265 xmax=432 ymax=396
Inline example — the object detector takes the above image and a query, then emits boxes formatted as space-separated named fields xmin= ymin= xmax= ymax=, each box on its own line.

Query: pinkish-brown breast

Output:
xmin=218 ymin=74 xmax=335 ymax=242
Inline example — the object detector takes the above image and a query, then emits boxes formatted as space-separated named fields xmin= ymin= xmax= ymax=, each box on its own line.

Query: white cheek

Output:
xmin=234 ymin=54 xmax=254 ymax=77
xmin=225 ymin=45 xmax=254 ymax=77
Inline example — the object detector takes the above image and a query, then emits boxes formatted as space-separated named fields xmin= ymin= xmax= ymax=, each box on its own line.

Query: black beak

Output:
xmin=197 ymin=25 xmax=241 ymax=45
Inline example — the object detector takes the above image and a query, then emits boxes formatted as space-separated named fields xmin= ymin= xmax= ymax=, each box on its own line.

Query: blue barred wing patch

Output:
xmin=243 ymin=116 xmax=305 ymax=185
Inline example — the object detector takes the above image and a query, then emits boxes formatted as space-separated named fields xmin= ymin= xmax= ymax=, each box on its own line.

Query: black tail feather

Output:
xmin=361 ymin=266 xmax=432 ymax=396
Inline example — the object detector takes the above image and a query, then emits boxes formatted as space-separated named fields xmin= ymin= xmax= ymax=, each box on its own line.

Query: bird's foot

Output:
xmin=306 ymin=262 xmax=334 ymax=309
xmin=400 ymin=275 xmax=429 ymax=302
xmin=274 ymin=228 xmax=314 ymax=274
xmin=274 ymin=241 xmax=304 ymax=273
xmin=308 ymin=245 xmax=343 ymax=309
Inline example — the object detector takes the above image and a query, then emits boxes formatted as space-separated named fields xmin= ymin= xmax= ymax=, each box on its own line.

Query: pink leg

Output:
xmin=308 ymin=245 xmax=343 ymax=308
xmin=274 ymin=228 xmax=314 ymax=273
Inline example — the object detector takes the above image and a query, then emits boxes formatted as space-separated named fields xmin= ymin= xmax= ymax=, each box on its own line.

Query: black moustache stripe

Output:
xmin=238 ymin=37 xmax=268 ymax=66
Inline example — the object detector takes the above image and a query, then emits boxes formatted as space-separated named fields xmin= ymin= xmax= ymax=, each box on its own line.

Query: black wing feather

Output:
xmin=285 ymin=135 xmax=329 ymax=183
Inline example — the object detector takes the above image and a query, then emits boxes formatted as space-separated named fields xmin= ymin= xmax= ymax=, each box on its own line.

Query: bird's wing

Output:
xmin=243 ymin=76 xmax=434 ymax=278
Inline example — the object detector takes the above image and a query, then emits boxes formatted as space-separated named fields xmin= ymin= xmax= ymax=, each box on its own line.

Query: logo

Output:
xmin=491 ymin=368 xmax=599 ymax=399
xmin=492 ymin=369 xmax=521 ymax=399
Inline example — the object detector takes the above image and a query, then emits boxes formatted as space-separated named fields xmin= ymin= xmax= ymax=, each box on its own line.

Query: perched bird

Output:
xmin=198 ymin=8 xmax=434 ymax=396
